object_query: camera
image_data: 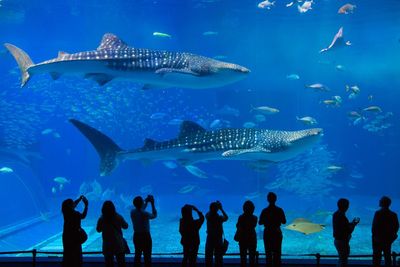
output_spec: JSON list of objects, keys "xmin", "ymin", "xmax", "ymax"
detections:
[{"xmin": 145, "ymin": 195, "xmax": 154, "ymax": 203}]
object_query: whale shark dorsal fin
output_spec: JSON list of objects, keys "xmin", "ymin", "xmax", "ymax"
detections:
[
  {"xmin": 179, "ymin": 121, "xmax": 206, "ymax": 138},
  {"xmin": 144, "ymin": 138, "xmax": 156, "ymax": 148},
  {"xmin": 97, "ymin": 33, "xmax": 129, "ymax": 50}
]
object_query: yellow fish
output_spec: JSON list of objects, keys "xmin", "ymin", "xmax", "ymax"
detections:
[{"xmin": 285, "ymin": 218, "xmax": 325, "ymax": 235}]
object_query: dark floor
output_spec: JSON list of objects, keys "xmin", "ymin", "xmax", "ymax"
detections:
[{"xmin": 0, "ymin": 257, "xmax": 381, "ymax": 267}]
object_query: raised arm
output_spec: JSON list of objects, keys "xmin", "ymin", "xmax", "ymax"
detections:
[
  {"xmin": 219, "ymin": 203, "xmax": 228, "ymax": 222},
  {"xmin": 73, "ymin": 195, "xmax": 83, "ymax": 207},
  {"xmin": 148, "ymin": 196, "xmax": 157, "ymax": 219},
  {"xmin": 193, "ymin": 206, "xmax": 205, "ymax": 226},
  {"xmin": 80, "ymin": 196, "xmax": 89, "ymax": 219}
]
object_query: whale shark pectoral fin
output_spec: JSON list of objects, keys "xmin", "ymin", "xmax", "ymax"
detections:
[
  {"xmin": 50, "ymin": 72, "xmax": 62, "ymax": 80},
  {"xmin": 222, "ymin": 147, "xmax": 271, "ymax": 157},
  {"xmin": 84, "ymin": 73, "xmax": 114, "ymax": 86},
  {"xmin": 155, "ymin": 68, "xmax": 200, "ymax": 77}
]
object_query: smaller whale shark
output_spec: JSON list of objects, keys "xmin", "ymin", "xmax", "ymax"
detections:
[
  {"xmin": 70, "ymin": 119, "xmax": 323, "ymax": 176},
  {"xmin": 4, "ymin": 33, "xmax": 250, "ymax": 89}
]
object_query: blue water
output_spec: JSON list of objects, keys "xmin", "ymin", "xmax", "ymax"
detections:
[{"xmin": 0, "ymin": 0, "xmax": 399, "ymax": 257}]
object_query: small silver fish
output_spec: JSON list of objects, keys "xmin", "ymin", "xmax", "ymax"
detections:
[{"xmin": 185, "ymin": 165, "xmax": 208, "ymax": 179}]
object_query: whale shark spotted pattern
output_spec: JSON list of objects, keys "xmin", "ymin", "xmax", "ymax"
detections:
[
  {"xmin": 70, "ymin": 119, "xmax": 323, "ymax": 176},
  {"xmin": 4, "ymin": 33, "xmax": 250, "ymax": 89}
]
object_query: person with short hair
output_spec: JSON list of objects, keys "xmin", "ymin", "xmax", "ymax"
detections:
[
  {"xmin": 259, "ymin": 192, "xmax": 286, "ymax": 267},
  {"xmin": 235, "ymin": 200, "xmax": 258, "ymax": 267},
  {"xmin": 97, "ymin": 200, "xmax": 129, "ymax": 267},
  {"xmin": 179, "ymin": 204, "xmax": 205, "ymax": 267},
  {"xmin": 333, "ymin": 198, "xmax": 360, "ymax": 267},
  {"xmin": 61, "ymin": 195, "xmax": 88, "ymax": 267},
  {"xmin": 372, "ymin": 196, "xmax": 399, "ymax": 267},
  {"xmin": 130, "ymin": 195, "xmax": 157, "ymax": 267},
  {"xmin": 205, "ymin": 201, "xmax": 228, "ymax": 267}
]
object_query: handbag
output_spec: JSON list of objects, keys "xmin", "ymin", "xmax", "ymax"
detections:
[
  {"xmin": 78, "ymin": 227, "xmax": 88, "ymax": 244},
  {"xmin": 222, "ymin": 238, "xmax": 229, "ymax": 255},
  {"xmin": 222, "ymin": 231, "xmax": 229, "ymax": 255},
  {"xmin": 110, "ymin": 218, "xmax": 130, "ymax": 254},
  {"xmin": 122, "ymin": 238, "xmax": 131, "ymax": 254}
]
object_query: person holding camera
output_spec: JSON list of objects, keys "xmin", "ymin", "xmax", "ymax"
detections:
[
  {"xmin": 179, "ymin": 204, "xmax": 205, "ymax": 267},
  {"xmin": 205, "ymin": 201, "xmax": 228, "ymax": 267},
  {"xmin": 333, "ymin": 198, "xmax": 360, "ymax": 267},
  {"xmin": 130, "ymin": 195, "xmax": 157, "ymax": 267},
  {"xmin": 61, "ymin": 195, "xmax": 89, "ymax": 267}
]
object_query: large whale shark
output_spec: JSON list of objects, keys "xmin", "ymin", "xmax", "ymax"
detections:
[
  {"xmin": 4, "ymin": 33, "xmax": 250, "ymax": 89},
  {"xmin": 70, "ymin": 119, "xmax": 323, "ymax": 176}
]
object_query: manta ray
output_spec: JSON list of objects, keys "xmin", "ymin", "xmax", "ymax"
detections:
[
  {"xmin": 70, "ymin": 119, "xmax": 323, "ymax": 176},
  {"xmin": 4, "ymin": 33, "xmax": 250, "ymax": 89}
]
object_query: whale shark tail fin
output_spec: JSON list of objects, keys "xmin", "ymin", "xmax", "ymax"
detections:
[
  {"xmin": 70, "ymin": 119, "xmax": 122, "ymax": 176},
  {"xmin": 4, "ymin": 43, "xmax": 34, "ymax": 87}
]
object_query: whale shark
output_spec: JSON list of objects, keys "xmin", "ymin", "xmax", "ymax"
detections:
[
  {"xmin": 70, "ymin": 119, "xmax": 323, "ymax": 176},
  {"xmin": 4, "ymin": 33, "xmax": 250, "ymax": 89}
]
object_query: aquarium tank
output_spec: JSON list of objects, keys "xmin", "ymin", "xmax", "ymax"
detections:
[{"xmin": 0, "ymin": 0, "xmax": 399, "ymax": 259}]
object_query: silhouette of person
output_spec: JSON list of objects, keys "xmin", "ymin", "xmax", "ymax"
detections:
[
  {"xmin": 235, "ymin": 200, "xmax": 258, "ymax": 267},
  {"xmin": 97, "ymin": 201, "xmax": 129, "ymax": 267},
  {"xmin": 130, "ymin": 195, "xmax": 157, "ymax": 267},
  {"xmin": 179, "ymin": 204, "xmax": 205, "ymax": 267},
  {"xmin": 205, "ymin": 201, "xmax": 228, "ymax": 267},
  {"xmin": 259, "ymin": 192, "xmax": 286, "ymax": 267},
  {"xmin": 61, "ymin": 195, "xmax": 88, "ymax": 267},
  {"xmin": 372, "ymin": 196, "xmax": 399, "ymax": 267},
  {"xmin": 332, "ymin": 198, "xmax": 360, "ymax": 267}
]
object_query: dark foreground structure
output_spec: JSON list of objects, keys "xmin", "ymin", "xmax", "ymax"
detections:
[{"xmin": 0, "ymin": 251, "xmax": 399, "ymax": 267}]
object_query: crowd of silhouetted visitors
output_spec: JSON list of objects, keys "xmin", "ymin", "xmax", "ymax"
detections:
[{"xmin": 62, "ymin": 193, "xmax": 398, "ymax": 267}]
